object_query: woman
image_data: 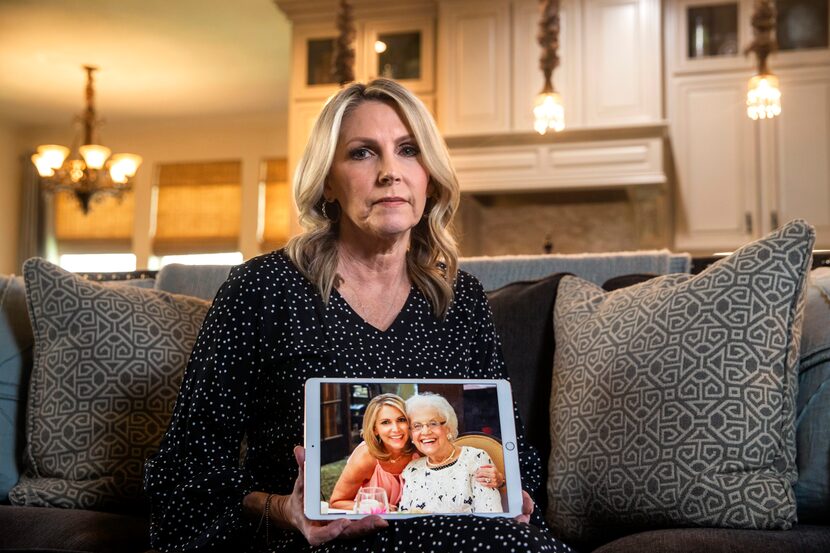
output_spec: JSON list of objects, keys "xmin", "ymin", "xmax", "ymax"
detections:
[
  {"xmin": 399, "ymin": 393, "xmax": 502, "ymax": 514},
  {"xmin": 329, "ymin": 393, "xmax": 503, "ymax": 511},
  {"xmin": 144, "ymin": 79, "xmax": 573, "ymax": 553},
  {"xmin": 328, "ymin": 393, "xmax": 414, "ymax": 510}
]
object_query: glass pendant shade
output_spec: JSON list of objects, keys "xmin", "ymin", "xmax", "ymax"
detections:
[
  {"xmin": 31, "ymin": 145, "xmax": 70, "ymax": 176},
  {"xmin": 79, "ymin": 144, "xmax": 112, "ymax": 170},
  {"xmin": 108, "ymin": 153, "xmax": 143, "ymax": 183},
  {"xmin": 746, "ymin": 73, "xmax": 782, "ymax": 120},
  {"xmin": 533, "ymin": 91, "xmax": 565, "ymax": 135}
]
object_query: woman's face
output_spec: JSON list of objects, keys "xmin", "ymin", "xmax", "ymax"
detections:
[
  {"xmin": 373, "ymin": 404, "xmax": 409, "ymax": 454},
  {"xmin": 408, "ymin": 405, "xmax": 451, "ymax": 460},
  {"xmin": 325, "ymin": 100, "xmax": 431, "ymax": 243}
]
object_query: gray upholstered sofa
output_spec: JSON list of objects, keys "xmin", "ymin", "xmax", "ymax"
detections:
[{"xmin": 1, "ymin": 249, "xmax": 828, "ymax": 553}]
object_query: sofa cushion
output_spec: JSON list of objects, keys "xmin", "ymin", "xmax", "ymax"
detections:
[
  {"xmin": 591, "ymin": 525, "xmax": 830, "ymax": 553},
  {"xmin": 0, "ymin": 504, "xmax": 150, "ymax": 552},
  {"xmin": 486, "ymin": 273, "xmax": 569, "ymax": 510},
  {"xmin": 0, "ymin": 275, "xmax": 33, "ymax": 501},
  {"xmin": 461, "ymin": 251, "xmax": 691, "ymax": 291},
  {"xmin": 795, "ymin": 267, "xmax": 830, "ymax": 522},
  {"xmin": 9, "ymin": 258, "xmax": 210, "ymax": 512},
  {"xmin": 548, "ymin": 220, "xmax": 814, "ymax": 548},
  {"xmin": 154, "ymin": 263, "xmax": 231, "ymax": 300}
]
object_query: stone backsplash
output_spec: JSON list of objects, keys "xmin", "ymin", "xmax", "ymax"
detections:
[{"xmin": 456, "ymin": 189, "xmax": 670, "ymax": 256}]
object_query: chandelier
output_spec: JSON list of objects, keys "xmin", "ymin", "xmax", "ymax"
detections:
[
  {"xmin": 745, "ymin": 0, "xmax": 781, "ymax": 120},
  {"xmin": 533, "ymin": 0, "xmax": 565, "ymax": 134},
  {"xmin": 31, "ymin": 66, "xmax": 142, "ymax": 214}
]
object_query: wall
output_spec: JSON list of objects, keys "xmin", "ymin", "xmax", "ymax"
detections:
[
  {"xmin": 0, "ymin": 122, "xmax": 20, "ymax": 274},
  {"xmin": 17, "ymin": 111, "xmax": 288, "ymax": 269}
]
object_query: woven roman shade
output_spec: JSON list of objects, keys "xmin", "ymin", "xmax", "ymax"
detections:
[
  {"xmin": 260, "ymin": 158, "xmax": 291, "ymax": 251},
  {"xmin": 153, "ymin": 161, "xmax": 241, "ymax": 255},
  {"xmin": 54, "ymin": 191, "xmax": 134, "ymax": 253}
]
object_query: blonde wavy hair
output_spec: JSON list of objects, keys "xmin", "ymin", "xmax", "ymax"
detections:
[
  {"xmin": 285, "ymin": 79, "xmax": 461, "ymax": 318},
  {"xmin": 362, "ymin": 393, "xmax": 416, "ymax": 462}
]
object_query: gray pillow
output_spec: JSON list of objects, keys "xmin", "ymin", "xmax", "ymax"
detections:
[
  {"xmin": 8, "ymin": 258, "xmax": 210, "ymax": 511},
  {"xmin": 795, "ymin": 267, "xmax": 830, "ymax": 522},
  {"xmin": 548, "ymin": 220, "xmax": 814, "ymax": 548}
]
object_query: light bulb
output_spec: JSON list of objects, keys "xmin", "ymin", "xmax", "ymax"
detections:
[
  {"xmin": 746, "ymin": 73, "xmax": 782, "ymax": 120},
  {"xmin": 35, "ymin": 145, "xmax": 70, "ymax": 170},
  {"xmin": 79, "ymin": 144, "xmax": 111, "ymax": 170},
  {"xmin": 533, "ymin": 92, "xmax": 565, "ymax": 135},
  {"xmin": 109, "ymin": 153, "xmax": 143, "ymax": 181},
  {"xmin": 31, "ymin": 153, "xmax": 55, "ymax": 177}
]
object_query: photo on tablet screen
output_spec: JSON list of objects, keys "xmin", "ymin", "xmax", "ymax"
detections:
[{"xmin": 318, "ymin": 381, "xmax": 509, "ymax": 516}]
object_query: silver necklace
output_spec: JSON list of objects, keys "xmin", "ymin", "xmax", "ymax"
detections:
[{"xmin": 340, "ymin": 275, "xmax": 407, "ymax": 327}]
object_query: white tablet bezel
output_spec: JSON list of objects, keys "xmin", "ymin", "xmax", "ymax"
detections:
[{"xmin": 304, "ymin": 378, "xmax": 523, "ymax": 520}]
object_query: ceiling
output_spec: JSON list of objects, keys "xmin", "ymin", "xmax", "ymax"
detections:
[{"xmin": 0, "ymin": 0, "xmax": 292, "ymax": 127}]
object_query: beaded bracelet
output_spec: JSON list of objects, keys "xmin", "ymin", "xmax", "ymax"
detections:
[{"xmin": 257, "ymin": 493, "xmax": 275, "ymax": 546}]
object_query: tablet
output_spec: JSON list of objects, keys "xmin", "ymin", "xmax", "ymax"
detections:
[{"xmin": 304, "ymin": 378, "xmax": 522, "ymax": 520}]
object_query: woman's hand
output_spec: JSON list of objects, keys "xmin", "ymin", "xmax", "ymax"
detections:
[
  {"xmin": 515, "ymin": 490, "xmax": 534, "ymax": 524},
  {"xmin": 474, "ymin": 464, "xmax": 505, "ymax": 489},
  {"xmin": 270, "ymin": 446, "xmax": 388, "ymax": 546}
]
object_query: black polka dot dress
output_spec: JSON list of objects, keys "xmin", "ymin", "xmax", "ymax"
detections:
[{"xmin": 144, "ymin": 251, "xmax": 573, "ymax": 553}]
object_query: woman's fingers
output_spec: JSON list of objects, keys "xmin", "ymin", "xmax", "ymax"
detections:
[
  {"xmin": 306, "ymin": 516, "xmax": 387, "ymax": 546},
  {"xmin": 515, "ymin": 490, "xmax": 534, "ymax": 524},
  {"xmin": 305, "ymin": 519, "xmax": 348, "ymax": 547},
  {"xmin": 474, "ymin": 465, "xmax": 499, "ymax": 487},
  {"xmin": 339, "ymin": 515, "xmax": 389, "ymax": 539},
  {"xmin": 290, "ymin": 445, "xmax": 387, "ymax": 546}
]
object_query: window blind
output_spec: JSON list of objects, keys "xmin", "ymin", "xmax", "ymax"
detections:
[
  {"xmin": 54, "ymin": 191, "xmax": 134, "ymax": 253},
  {"xmin": 260, "ymin": 158, "xmax": 291, "ymax": 251},
  {"xmin": 153, "ymin": 160, "xmax": 241, "ymax": 255}
]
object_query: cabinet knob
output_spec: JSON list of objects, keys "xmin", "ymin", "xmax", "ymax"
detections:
[
  {"xmin": 770, "ymin": 211, "xmax": 779, "ymax": 230},
  {"xmin": 745, "ymin": 212, "xmax": 753, "ymax": 234}
]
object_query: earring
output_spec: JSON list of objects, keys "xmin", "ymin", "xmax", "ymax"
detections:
[{"xmin": 322, "ymin": 200, "xmax": 340, "ymax": 223}]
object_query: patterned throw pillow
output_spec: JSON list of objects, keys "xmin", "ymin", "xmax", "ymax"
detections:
[
  {"xmin": 9, "ymin": 258, "xmax": 210, "ymax": 512},
  {"xmin": 548, "ymin": 220, "xmax": 815, "ymax": 548}
]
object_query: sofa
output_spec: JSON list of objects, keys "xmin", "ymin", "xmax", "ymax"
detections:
[{"xmin": 0, "ymin": 240, "xmax": 828, "ymax": 553}]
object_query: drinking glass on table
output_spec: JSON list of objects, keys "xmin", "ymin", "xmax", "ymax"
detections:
[{"xmin": 354, "ymin": 486, "xmax": 389, "ymax": 515}]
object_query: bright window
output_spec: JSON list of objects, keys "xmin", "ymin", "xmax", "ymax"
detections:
[
  {"xmin": 59, "ymin": 254, "xmax": 137, "ymax": 273},
  {"xmin": 151, "ymin": 252, "xmax": 243, "ymax": 269}
]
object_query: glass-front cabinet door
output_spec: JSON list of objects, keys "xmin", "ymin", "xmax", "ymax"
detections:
[
  {"xmin": 671, "ymin": 0, "xmax": 830, "ymax": 73},
  {"xmin": 363, "ymin": 18, "xmax": 434, "ymax": 93},
  {"xmin": 671, "ymin": 0, "xmax": 753, "ymax": 72},
  {"xmin": 776, "ymin": 0, "xmax": 829, "ymax": 51},
  {"xmin": 687, "ymin": 3, "xmax": 739, "ymax": 58}
]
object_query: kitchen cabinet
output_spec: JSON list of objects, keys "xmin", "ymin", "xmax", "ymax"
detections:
[{"xmin": 667, "ymin": 0, "xmax": 830, "ymax": 251}]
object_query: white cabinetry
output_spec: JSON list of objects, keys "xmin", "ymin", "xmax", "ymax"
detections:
[
  {"xmin": 437, "ymin": 0, "xmax": 512, "ymax": 135},
  {"xmin": 667, "ymin": 0, "xmax": 830, "ymax": 251},
  {"xmin": 767, "ymin": 67, "xmax": 830, "ymax": 243},
  {"xmin": 438, "ymin": 0, "xmax": 662, "ymax": 135}
]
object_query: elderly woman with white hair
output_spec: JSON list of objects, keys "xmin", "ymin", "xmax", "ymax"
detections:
[{"xmin": 399, "ymin": 393, "xmax": 502, "ymax": 513}]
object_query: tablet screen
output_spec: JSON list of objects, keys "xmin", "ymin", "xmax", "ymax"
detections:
[{"xmin": 304, "ymin": 378, "xmax": 522, "ymax": 519}]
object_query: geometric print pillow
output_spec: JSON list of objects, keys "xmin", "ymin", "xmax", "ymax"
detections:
[
  {"xmin": 547, "ymin": 220, "xmax": 815, "ymax": 548},
  {"xmin": 9, "ymin": 258, "xmax": 209, "ymax": 512}
]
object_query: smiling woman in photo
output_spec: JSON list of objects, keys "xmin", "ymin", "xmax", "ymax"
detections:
[
  {"xmin": 399, "ymin": 393, "xmax": 502, "ymax": 514},
  {"xmin": 328, "ymin": 393, "xmax": 416, "ymax": 510}
]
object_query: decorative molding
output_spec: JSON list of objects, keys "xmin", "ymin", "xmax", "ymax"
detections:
[
  {"xmin": 275, "ymin": 0, "xmax": 437, "ymax": 22},
  {"xmin": 450, "ymin": 136, "xmax": 666, "ymax": 193}
]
